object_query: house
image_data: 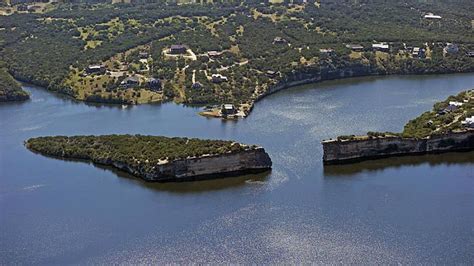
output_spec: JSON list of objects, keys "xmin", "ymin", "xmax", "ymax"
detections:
[
  {"xmin": 437, "ymin": 109, "xmax": 447, "ymax": 116},
  {"xmin": 372, "ymin": 43, "xmax": 390, "ymax": 52},
  {"xmin": 17, "ymin": 4, "xmax": 28, "ymax": 11},
  {"xmin": 86, "ymin": 65, "xmax": 106, "ymax": 75},
  {"xmin": 266, "ymin": 70, "xmax": 279, "ymax": 78},
  {"xmin": 211, "ymin": 74, "xmax": 228, "ymax": 83},
  {"xmin": 27, "ymin": 5, "xmax": 40, "ymax": 12},
  {"xmin": 273, "ymin": 37, "xmax": 287, "ymax": 44},
  {"xmin": 319, "ymin": 48, "xmax": 335, "ymax": 56},
  {"xmin": 437, "ymin": 101, "xmax": 462, "ymax": 114},
  {"xmin": 139, "ymin": 52, "xmax": 149, "ymax": 59},
  {"xmin": 449, "ymin": 101, "xmax": 463, "ymax": 107},
  {"xmin": 221, "ymin": 104, "xmax": 237, "ymax": 116},
  {"xmin": 423, "ymin": 13, "xmax": 442, "ymax": 20},
  {"xmin": 444, "ymin": 43, "xmax": 459, "ymax": 54},
  {"xmin": 207, "ymin": 51, "xmax": 221, "ymax": 58},
  {"xmin": 120, "ymin": 76, "xmax": 139, "ymax": 88},
  {"xmin": 461, "ymin": 116, "xmax": 474, "ymax": 128},
  {"xmin": 345, "ymin": 44, "xmax": 364, "ymax": 52},
  {"xmin": 147, "ymin": 78, "xmax": 161, "ymax": 91},
  {"xmin": 170, "ymin": 44, "xmax": 187, "ymax": 54},
  {"xmin": 191, "ymin": 82, "xmax": 202, "ymax": 89},
  {"xmin": 412, "ymin": 47, "xmax": 426, "ymax": 58}
]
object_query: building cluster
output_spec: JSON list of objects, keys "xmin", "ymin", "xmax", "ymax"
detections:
[
  {"xmin": 437, "ymin": 101, "xmax": 464, "ymax": 115},
  {"xmin": 119, "ymin": 76, "xmax": 162, "ymax": 91}
]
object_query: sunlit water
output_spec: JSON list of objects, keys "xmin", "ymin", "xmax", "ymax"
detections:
[{"xmin": 1, "ymin": 74, "xmax": 473, "ymax": 264}]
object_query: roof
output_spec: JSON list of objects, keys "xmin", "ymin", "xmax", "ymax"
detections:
[
  {"xmin": 207, "ymin": 51, "xmax": 221, "ymax": 56},
  {"xmin": 449, "ymin": 101, "xmax": 463, "ymax": 107},
  {"xmin": 88, "ymin": 65, "xmax": 104, "ymax": 69},
  {"xmin": 170, "ymin": 44, "xmax": 186, "ymax": 50},
  {"xmin": 464, "ymin": 116, "xmax": 474, "ymax": 123},
  {"xmin": 212, "ymin": 74, "xmax": 227, "ymax": 79},
  {"xmin": 424, "ymin": 13, "xmax": 442, "ymax": 19},
  {"xmin": 223, "ymin": 104, "xmax": 235, "ymax": 110},
  {"xmin": 345, "ymin": 44, "xmax": 364, "ymax": 49},
  {"xmin": 274, "ymin": 36, "xmax": 286, "ymax": 41},
  {"xmin": 372, "ymin": 43, "xmax": 389, "ymax": 49},
  {"xmin": 148, "ymin": 78, "xmax": 160, "ymax": 83},
  {"xmin": 122, "ymin": 76, "xmax": 139, "ymax": 83},
  {"xmin": 320, "ymin": 48, "xmax": 334, "ymax": 53}
]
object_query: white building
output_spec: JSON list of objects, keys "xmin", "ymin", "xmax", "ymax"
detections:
[
  {"xmin": 211, "ymin": 74, "xmax": 228, "ymax": 83},
  {"xmin": 461, "ymin": 116, "xmax": 474, "ymax": 128},
  {"xmin": 424, "ymin": 13, "xmax": 442, "ymax": 19},
  {"xmin": 449, "ymin": 101, "xmax": 463, "ymax": 107},
  {"xmin": 372, "ymin": 43, "xmax": 389, "ymax": 52}
]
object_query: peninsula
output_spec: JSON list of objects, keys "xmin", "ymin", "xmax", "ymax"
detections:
[
  {"xmin": 0, "ymin": 68, "xmax": 29, "ymax": 102},
  {"xmin": 322, "ymin": 90, "xmax": 474, "ymax": 164},
  {"xmin": 25, "ymin": 135, "xmax": 272, "ymax": 181}
]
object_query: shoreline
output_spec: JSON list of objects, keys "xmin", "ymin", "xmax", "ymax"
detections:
[{"xmin": 16, "ymin": 71, "xmax": 474, "ymax": 118}]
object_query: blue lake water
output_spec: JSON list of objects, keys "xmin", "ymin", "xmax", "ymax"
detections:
[{"xmin": 1, "ymin": 73, "xmax": 473, "ymax": 264}]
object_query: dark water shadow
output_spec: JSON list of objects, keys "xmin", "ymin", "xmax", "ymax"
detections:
[
  {"xmin": 323, "ymin": 151, "xmax": 474, "ymax": 178},
  {"xmin": 97, "ymin": 163, "xmax": 271, "ymax": 193}
]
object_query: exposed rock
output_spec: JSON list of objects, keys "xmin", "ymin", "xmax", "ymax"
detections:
[
  {"xmin": 322, "ymin": 130, "xmax": 474, "ymax": 164},
  {"xmin": 105, "ymin": 148, "xmax": 272, "ymax": 181}
]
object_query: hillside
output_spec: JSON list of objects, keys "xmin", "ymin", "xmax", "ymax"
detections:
[{"xmin": 1, "ymin": 0, "xmax": 473, "ymax": 114}]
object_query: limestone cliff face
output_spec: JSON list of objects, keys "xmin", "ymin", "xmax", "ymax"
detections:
[
  {"xmin": 322, "ymin": 130, "xmax": 474, "ymax": 164},
  {"xmin": 259, "ymin": 63, "xmax": 378, "ymax": 100},
  {"xmin": 95, "ymin": 148, "xmax": 272, "ymax": 182}
]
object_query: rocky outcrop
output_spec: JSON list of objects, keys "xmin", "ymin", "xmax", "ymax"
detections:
[
  {"xmin": 103, "ymin": 147, "xmax": 272, "ymax": 181},
  {"xmin": 322, "ymin": 130, "xmax": 474, "ymax": 164},
  {"xmin": 256, "ymin": 63, "xmax": 379, "ymax": 102}
]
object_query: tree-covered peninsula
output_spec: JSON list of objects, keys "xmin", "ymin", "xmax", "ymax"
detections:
[
  {"xmin": 1, "ymin": 0, "xmax": 473, "ymax": 117},
  {"xmin": 323, "ymin": 89, "xmax": 474, "ymax": 164},
  {"xmin": 26, "ymin": 135, "xmax": 272, "ymax": 181},
  {"xmin": 0, "ymin": 67, "xmax": 29, "ymax": 102}
]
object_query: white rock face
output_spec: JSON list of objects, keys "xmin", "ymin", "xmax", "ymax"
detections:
[
  {"xmin": 109, "ymin": 147, "xmax": 272, "ymax": 182},
  {"xmin": 322, "ymin": 130, "xmax": 474, "ymax": 164}
]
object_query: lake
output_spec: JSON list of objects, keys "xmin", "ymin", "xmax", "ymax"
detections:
[{"xmin": 1, "ymin": 73, "xmax": 473, "ymax": 264}]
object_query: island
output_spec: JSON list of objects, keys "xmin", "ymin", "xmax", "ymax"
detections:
[
  {"xmin": 322, "ymin": 90, "xmax": 474, "ymax": 164},
  {"xmin": 25, "ymin": 135, "xmax": 272, "ymax": 182},
  {"xmin": 0, "ymin": 67, "xmax": 29, "ymax": 102},
  {"xmin": 1, "ymin": 1, "xmax": 473, "ymax": 118}
]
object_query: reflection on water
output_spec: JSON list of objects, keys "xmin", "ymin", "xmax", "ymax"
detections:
[
  {"xmin": 324, "ymin": 151, "xmax": 474, "ymax": 177},
  {"xmin": 96, "ymin": 163, "xmax": 272, "ymax": 193}
]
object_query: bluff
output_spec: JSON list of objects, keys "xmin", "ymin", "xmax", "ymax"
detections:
[
  {"xmin": 25, "ymin": 135, "xmax": 272, "ymax": 182},
  {"xmin": 322, "ymin": 130, "xmax": 474, "ymax": 164}
]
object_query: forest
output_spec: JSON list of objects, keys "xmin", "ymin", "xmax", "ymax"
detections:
[{"xmin": 1, "ymin": 0, "xmax": 473, "ymax": 109}]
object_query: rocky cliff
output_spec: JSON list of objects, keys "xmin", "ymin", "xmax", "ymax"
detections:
[
  {"xmin": 105, "ymin": 147, "xmax": 272, "ymax": 181},
  {"xmin": 322, "ymin": 130, "xmax": 474, "ymax": 164}
]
